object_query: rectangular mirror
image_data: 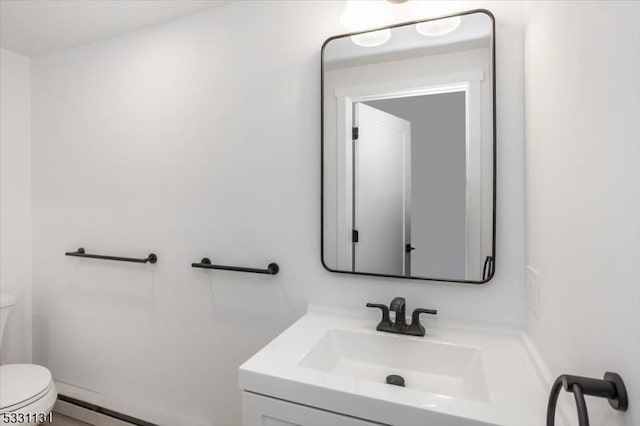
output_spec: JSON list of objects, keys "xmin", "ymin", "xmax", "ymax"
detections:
[{"xmin": 321, "ymin": 10, "xmax": 495, "ymax": 283}]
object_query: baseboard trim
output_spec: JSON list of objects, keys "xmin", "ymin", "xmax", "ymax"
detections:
[
  {"xmin": 54, "ymin": 381, "xmax": 207, "ymax": 426},
  {"xmin": 57, "ymin": 395, "xmax": 157, "ymax": 426}
]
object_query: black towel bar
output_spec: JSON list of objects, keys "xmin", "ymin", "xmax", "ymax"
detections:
[
  {"xmin": 191, "ymin": 257, "xmax": 279, "ymax": 275},
  {"xmin": 65, "ymin": 247, "xmax": 157, "ymax": 264},
  {"xmin": 547, "ymin": 372, "xmax": 628, "ymax": 426}
]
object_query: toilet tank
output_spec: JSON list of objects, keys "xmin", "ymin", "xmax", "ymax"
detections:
[{"xmin": 0, "ymin": 294, "xmax": 16, "ymax": 349}]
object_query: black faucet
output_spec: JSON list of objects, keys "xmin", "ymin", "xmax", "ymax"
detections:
[
  {"xmin": 389, "ymin": 297, "xmax": 407, "ymax": 330},
  {"xmin": 367, "ymin": 297, "xmax": 437, "ymax": 337}
]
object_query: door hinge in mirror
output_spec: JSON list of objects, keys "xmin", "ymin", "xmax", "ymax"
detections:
[
  {"xmin": 352, "ymin": 127, "xmax": 359, "ymax": 140},
  {"xmin": 352, "ymin": 229, "xmax": 359, "ymax": 243}
]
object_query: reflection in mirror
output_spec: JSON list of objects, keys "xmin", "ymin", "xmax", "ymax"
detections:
[{"xmin": 322, "ymin": 11, "xmax": 495, "ymax": 283}]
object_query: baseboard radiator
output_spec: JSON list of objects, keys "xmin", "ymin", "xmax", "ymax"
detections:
[{"xmin": 56, "ymin": 394, "xmax": 158, "ymax": 426}]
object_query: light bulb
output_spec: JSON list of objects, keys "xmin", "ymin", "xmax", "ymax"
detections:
[
  {"xmin": 350, "ymin": 29, "xmax": 392, "ymax": 47},
  {"xmin": 416, "ymin": 16, "xmax": 461, "ymax": 37}
]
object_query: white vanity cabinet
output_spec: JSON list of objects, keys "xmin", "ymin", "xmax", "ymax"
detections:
[{"xmin": 242, "ymin": 392, "xmax": 382, "ymax": 426}]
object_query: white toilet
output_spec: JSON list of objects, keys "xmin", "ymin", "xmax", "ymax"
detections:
[{"xmin": 0, "ymin": 294, "xmax": 57, "ymax": 425}]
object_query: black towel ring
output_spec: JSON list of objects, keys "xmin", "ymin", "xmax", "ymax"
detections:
[{"xmin": 547, "ymin": 372, "xmax": 628, "ymax": 426}]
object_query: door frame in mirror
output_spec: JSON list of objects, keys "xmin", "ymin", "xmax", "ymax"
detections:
[{"xmin": 320, "ymin": 9, "xmax": 497, "ymax": 284}]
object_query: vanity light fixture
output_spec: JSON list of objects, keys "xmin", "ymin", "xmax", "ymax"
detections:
[
  {"xmin": 341, "ymin": 0, "xmax": 392, "ymax": 47},
  {"xmin": 415, "ymin": 15, "xmax": 461, "ymax": 36}
]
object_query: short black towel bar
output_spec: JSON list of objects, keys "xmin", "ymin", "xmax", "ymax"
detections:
[
  {"xmin": 65, "ymin": 247, "xmax": 157, "ymax": 264},
  {"xmin": 547, "ymin": 372, "xmax": 628, "ymax": 426},
  {"xmin": 191, "ymin": 257, "xmax": 279, "ymax": 275}
]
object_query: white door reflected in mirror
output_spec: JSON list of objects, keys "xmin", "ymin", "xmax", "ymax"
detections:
[{"xmin": 353, "ymin": 102, "xmax": 411, "ymax": 276}]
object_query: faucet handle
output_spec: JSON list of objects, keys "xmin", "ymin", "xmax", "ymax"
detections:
[
  {"xmin": 366, "ymin": 303, "xmax": 393, "ymax": 329},
  {"xmin": 407, "ymin": 308, "xmax": 438, "ymax": 336},
  {"xmin": 413, "ymin": 308, "xmax": 437, "ymax": 316}
]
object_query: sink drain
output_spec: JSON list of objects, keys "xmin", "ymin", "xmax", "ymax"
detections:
[{"xmin": 386, "ymin": 374, "xmax": 405, "ymax": 387}]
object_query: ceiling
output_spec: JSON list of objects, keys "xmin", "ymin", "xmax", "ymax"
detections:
[{"xmin": 0, "ymin": 0, "xmax": 231, "ymax": 56}]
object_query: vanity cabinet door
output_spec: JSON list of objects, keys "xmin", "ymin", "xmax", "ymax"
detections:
[{"xmin": 242, "ymin": 392, "xmax": 385, "ymax": 426}]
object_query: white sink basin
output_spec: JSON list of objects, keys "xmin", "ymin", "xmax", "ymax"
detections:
[
  {"xmin": 299, "ymin": 329, "xmax": 489, "ymax": 402},
  {"xmin": 239, "ymin": 305, "xmax": 553, "ymax": 426}
]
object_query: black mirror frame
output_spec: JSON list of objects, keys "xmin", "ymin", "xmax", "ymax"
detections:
[{"xmin": 320, "ymin": 9, "xmax": 497, "ymax": 284}]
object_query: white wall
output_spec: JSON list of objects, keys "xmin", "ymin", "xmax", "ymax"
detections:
[
  {"xmin": 0, "ymin": 48, "xmax": 32, "ymax": 364},
  {"xmin": 30, "ymin": 1, "xmax": 525, "ymax": 425},
  {"xmin": 524, "ymin": 1, "xmax": 640, "ymax": 425}
]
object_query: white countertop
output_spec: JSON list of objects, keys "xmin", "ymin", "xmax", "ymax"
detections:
[{"xmin": 239, "ymin": 305, "xmax": 554, "ymax": 426}]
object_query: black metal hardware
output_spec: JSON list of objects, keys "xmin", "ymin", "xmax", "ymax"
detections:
[
  {"xmin": 366, "ymin": 303, "xmax": 393, "ymax": 329},
  {"xmin": 407, "ymin": 308, "xmax": 438, "ymax": 336},
  {"xmin": 191, "ymin": 257, "xmax": 279, "ymax": 275},
  {"xmin": 482, "ymin": 256, "xmax": 494, "ymax": 280},
  {"xmin": 320, "ymin": 9, "xmax": 497, "ymax": 284},
  {"xmin": 405, "ymin": 244, "xmax": 415, "ymax": 253},
  {"xmin": 367, "ymin": 297, "xmax": 437, "ymax": 337},
  {"xmin": 547, "ymin": 372, "xmax": 628, "ymax": 426},
  {"xmin": 386, "ymin": 374, "xmax": 405, "ymax": 387},
  {"xmin": 390, "ymin": 297, "xmax": 407, "ymax": 329},
  {"xmin": 65, "ymin": 248, "xmax": 157, "ymax": 264},
  {"xmin": 352, "ymin": 127, "xmax": 359, "ymax": 140},
  {"xmin": 352, "ymin": 229, "xmax": 359, "ymax": 243}
]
